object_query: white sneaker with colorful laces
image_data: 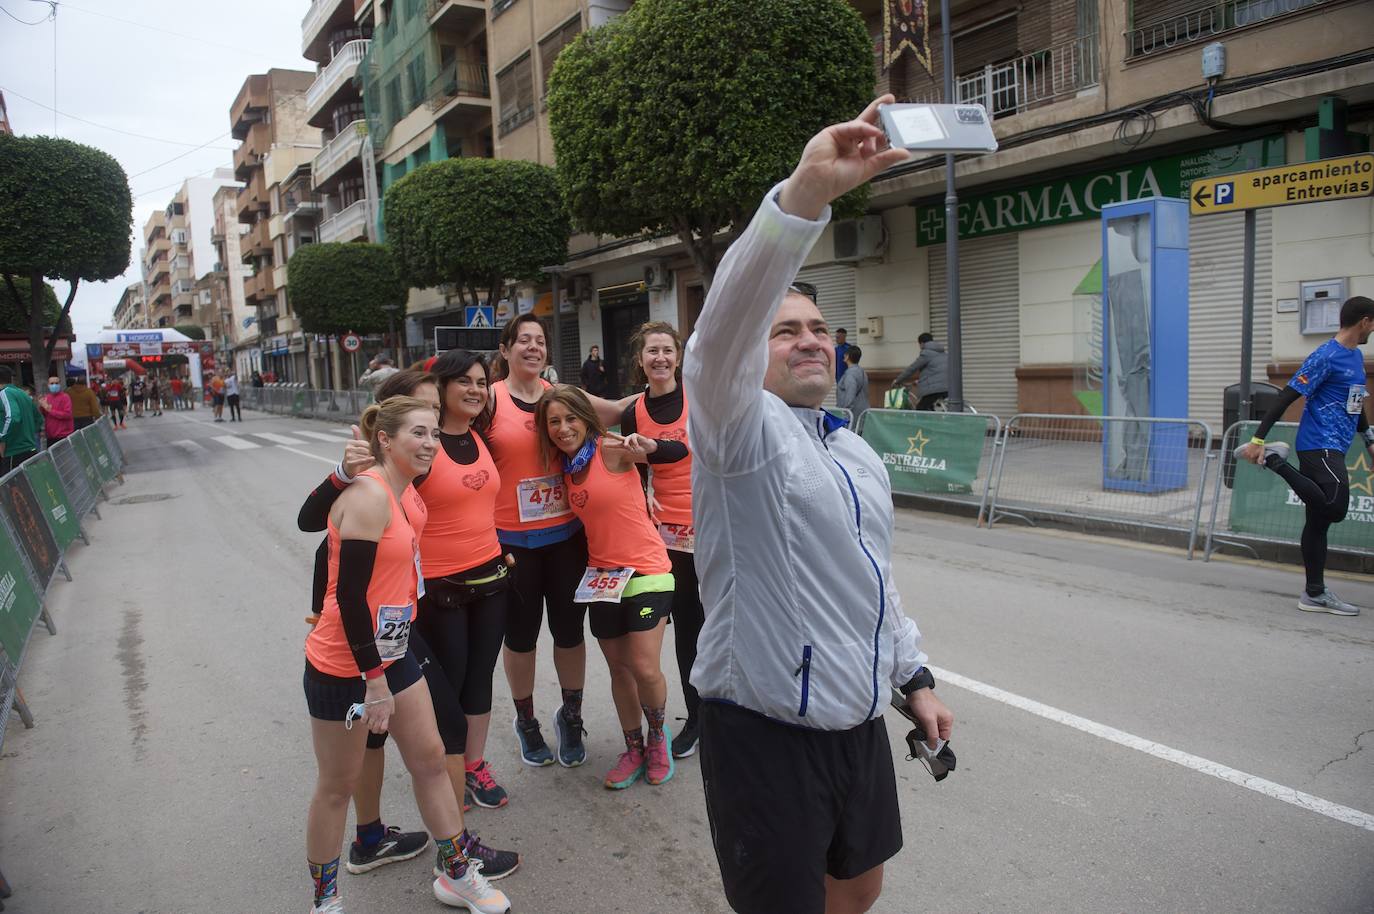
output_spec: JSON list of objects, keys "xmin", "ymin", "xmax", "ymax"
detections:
[{"xmin": 433, "ymin": 862, "xmax": 511, "ymax": 913}]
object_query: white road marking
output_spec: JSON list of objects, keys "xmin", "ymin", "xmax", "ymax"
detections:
[
  {"xmin": 292, "ymin": 431, "xmax": 348, "ymax": 443},
  {"xmin": 172, "ymin": 439, "xmax": 206, "ymax": 452},
  {"xmin": 326, "ymin": 426, "xmax": 352, "ymax": 436},
  {"xmin": 213, "ymin": 436, "xmax": 260, "ymax": 450},
  {"xmin": 254, "ymin": 432, "xmax": 307, "ymax": 445},
  {"xmin": 277, "ymin": 446, "xmax": 335, "ymax": 465},
  {"xmin": 931, "ymin": 666, "xmax": 1374, "ymax": 833}
]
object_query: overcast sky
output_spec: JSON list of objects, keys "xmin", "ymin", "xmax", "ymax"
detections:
[{"xmin": 1, "ymin": 0, "xmax": 313, "ymax": 344}]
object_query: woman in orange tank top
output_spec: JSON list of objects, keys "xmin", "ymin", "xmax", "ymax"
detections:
[
  {"xmin": 486, "ymin": 314, "xmax": 633, "ymax": 770},
  {"xmin": 618, "ymin": 322, "xmax": 704, "ymax": 761},
  {"xmin": 536, "ymin": 385, "xmax": 678, "ymax": 790},
  {"xmin": 302, "ymin": 397, "xmax": 514, "ymax": 914}
]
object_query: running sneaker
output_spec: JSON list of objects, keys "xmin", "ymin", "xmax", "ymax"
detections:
[
  {"xmin": 671, "ymin": 717, "xmax": 700, "ymax": 759},
  {"xmin": 1299, "ymin": 589, "xmax": 1361, "ymax": 616},
  {"xmin": 645, "ymin": 726, "xmax": 675, "ymax": 785},
  {"xmin": 433, "ymin": 862, "xmax": 510, "ymax": 913},
  {"xmin": 513, "ymin": 716, "xmax": 554, "ymax": 767},
  {"xmin": 431, "ymin": 833, "xmax": 521, "ymax": 881},
  {"xmin": 345, "ymin": 825, "xmax": 430, "ymax": 874},
  {"xmin": 465, "ymin": 760, "xmax": 509, "ymax": 809},
  {"xmin": 1233, "ymin": 440, "xmax": 1290, "ymax": 467},
  {"xmin": 604, "ymin": 745, "xmax": 646, "ymax": 790},
  {"xmin": 554, "ymin": 704, "xmax": 587, "ymax": 768},
  {"xmin": 310, "ymin": 895, "xmax": 345, "ymax": 914}
]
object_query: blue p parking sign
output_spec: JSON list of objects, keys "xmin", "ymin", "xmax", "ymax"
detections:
[{"xmin": 1215, "ymin": 182, "xmax": 1235, "ymax": 206}]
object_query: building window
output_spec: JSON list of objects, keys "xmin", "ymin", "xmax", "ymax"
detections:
[
  {"xmin": 496, "ymin": 53, "xmax": 535, "ymax": 137},
  {"xmin": 408, "ymin": 55, "xmax": 427, "ymax": 111},
  {"xmin": 539, "ymin": 15, "xmax": 582, "ymax": 97},
  {"xmin": 386, "ymin": 76, "xmax": 403, "ymax": 127},
  {"xmin": 492, "ymin": 0, "xmax": 516, "ymax": 18}
]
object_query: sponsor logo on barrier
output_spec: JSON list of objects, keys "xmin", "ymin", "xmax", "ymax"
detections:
[
  {"xmin": 880, "ymin": 429, "xmax": 949, "ymax": 475},
  {"xmin": 0, "ymin": 571, "xmax": 15, "ymax": 614}
]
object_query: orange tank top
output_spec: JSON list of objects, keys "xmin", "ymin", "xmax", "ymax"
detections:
[
  {"xmin": 417, "ymin": 431, "xmax": 502, "ymax": 578},
  {"xmin": 306, "ymin": 472, "xmax": 426, "ymax": 677},
  {"xmin": 486, "ymin": 379, "xmax": 571, "ymax": 533},
  {"xmin": 566, "ymin": 448, "xmax": 671, "ymax": 575},
  {"xmin": 634, "ymin": 389, "xmax": 693, "ymax": 527}
]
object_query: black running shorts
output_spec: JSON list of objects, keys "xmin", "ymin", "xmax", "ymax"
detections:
[
  {"xmin": 586, "ymin": 587, "xmax": 672, "ymax": 641},
  {"xmin": 303, "ymin": 650, "xmax": 424, "ymax": 722},
  {"xmin": 699, "ymin": 701, "xmax": 902, "ymax": 914}
]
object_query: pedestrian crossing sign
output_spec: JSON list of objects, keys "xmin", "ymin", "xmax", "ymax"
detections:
[{"xmin": 465, "ymin": 305, "xmax": 495, "ymax": 328}]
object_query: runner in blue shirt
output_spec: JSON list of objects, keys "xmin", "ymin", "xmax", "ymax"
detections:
[{"xmin": 1237, "ymin": 295, "xmax": 1374, "ymax": 615}]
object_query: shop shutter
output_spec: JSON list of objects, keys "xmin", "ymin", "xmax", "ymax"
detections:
[
  {"xmin": 1186, "ymin": 209, "xmax": 1273, "ymax": 432},
  {"xmin": 928, "ymin": 233, "xmax": 1020, "ymax": 419},
  {"xmin": 558, "ymin": 315, "xmax": 580, "ymax": 384},
  {"xmin": 795, "ymin": 263, "xmax": 857, "ymax": 407},
  {"xmin": 1129, "ymin": 0, "xmax": 1210, "ymax": 29}
]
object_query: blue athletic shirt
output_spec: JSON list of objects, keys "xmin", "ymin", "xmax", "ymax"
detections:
[{"xmin": 1290, "ymin": 339, "xmax": 1368, "ymax": 451}]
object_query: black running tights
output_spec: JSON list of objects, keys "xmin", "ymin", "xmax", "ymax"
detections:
[
  {"xmin": 415, "ymin": 587, "xmax": 507, "ymax": 754},
  {"xmin": 668, "ymin": 547, "xmax": 703, "ymax": 722},
  {"xmin": 1271, "ymin": 449, "xmax": 1349, "ymax": 595}
]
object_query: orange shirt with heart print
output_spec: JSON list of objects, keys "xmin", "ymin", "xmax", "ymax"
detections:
[
  {"xmin": 415, "ymin": 430, "xmax": 502, "ymax": 578},
  {"xmin": 566, "ymin": 447, "xmax": 671, "ymax": 575}
]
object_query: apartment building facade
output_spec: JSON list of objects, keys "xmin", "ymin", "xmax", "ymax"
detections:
[
  {"xmin": 211, "ymin": 185, "xmax": 258, "ymax": 379},
  {"xmin": 229, "ymin": 68, "xmax": 322, "ymax": 383},
  {"xmin": 112, "ymin": 282, "xmax": 147, "ymax": 331}
]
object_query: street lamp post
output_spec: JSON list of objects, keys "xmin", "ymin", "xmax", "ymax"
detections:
[{"xmin": 381, "ymin": 302, "xmax": 400, "ymax": 363}]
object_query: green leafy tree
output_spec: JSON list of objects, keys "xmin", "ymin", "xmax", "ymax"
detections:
[
  {"xmin": 0, "ymin": 134, "xmax": 133, "ymax": 379},
  {"xmin": 0, "ymin": 277, "xmax": 64, "ymax": 334},
  {"xmin": 548, "ymin": 0, "xmax": 874, "ymax": 289},
  {"xmin": 384, "ymin": 158, "xmax": 570, "ymax": 309},
  {"xmin": 286, "ymin": 242, "xmax": 405, "ymax": 335},
  {"xmin": 173, "ymin": 323, "xmax": 207, "ymax": 340}
]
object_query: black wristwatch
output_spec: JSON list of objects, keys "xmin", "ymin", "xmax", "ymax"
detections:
[{"xmin": 899, "ymin": 666, "xmax": 935, "ymax": 696}]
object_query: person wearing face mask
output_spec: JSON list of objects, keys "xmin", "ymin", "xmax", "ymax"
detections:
[
  {"xmin": 618, "ymin": 322, "xmax": 703, "ymax": 759},
  {"xmin": 683, "ymin": 97, "xmax": 954, "ymax": 914},
  {"xmin": 536, "ymin": 386, "xmax": 675, "ymax": 789},
  {"xmin": 37, "ymin": 376, "xmax": 74, "ymax": 445},
  {"xmin": 486, "ymin": 314, "xmax": 632, "ymax": 770},
  {"xmin": 302, "ymin": 396, "xmax": 513, "ymax": 914}
]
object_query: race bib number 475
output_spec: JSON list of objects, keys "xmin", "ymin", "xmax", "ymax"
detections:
[{"xmin": 518, "ymin": 474, "xmax": 570, "ymax": 523}]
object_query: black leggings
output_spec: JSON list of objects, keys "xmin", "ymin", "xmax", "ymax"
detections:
[
  {"xmin": 228, "ymin": 394, "xmax": 242, "ymax": 421},
  {"xmin": 1272, "ymin": 449, "xmax": 1350, "ymax": 595},
  {"xmin": 668, "ymin": 547, "xmax": 704, "ymax": 722},
  {"xmin": 414, "ymin": 574, "xmax": 508, "ymax": 754},
  {"xmin": 503, "ymin": 528, "xmax": 588, "ymax": 653},
  {"xmin": 108, "ymin": 404, "xmax": 125, "ymax": 423}
]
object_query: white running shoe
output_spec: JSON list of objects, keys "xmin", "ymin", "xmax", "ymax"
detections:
[
  {"xmin": 433, "ymin": 862, "xmax": 511, "ymax": 913},
  {"xmin": 1298, "ymin": 589, "xmax": 1360, "ymax": 616},
  {"xmin": 310, "ymin": 895, "xmax": 345, "ymax": 914}
]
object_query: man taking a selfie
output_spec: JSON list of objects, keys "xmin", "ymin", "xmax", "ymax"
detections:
[{"xmin": 684, "ymin": 95, "xmax": 954, "ymax": 914}]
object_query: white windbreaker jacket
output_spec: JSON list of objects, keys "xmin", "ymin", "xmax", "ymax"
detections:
[{"xmin": 684, "ymin": 184, "xmax": 928, "ymax": 731}]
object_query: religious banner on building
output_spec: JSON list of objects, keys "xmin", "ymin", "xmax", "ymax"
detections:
[{"xmin": 884, "ymin": 0, "xmax": 932, "ymax": 77}]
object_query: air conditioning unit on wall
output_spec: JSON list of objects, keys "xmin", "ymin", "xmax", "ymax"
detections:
[
  {"xmin": 833, "ymin": 215, "xmax": 886, "ymax": 262},
  {"xmin": 644, "ymin": 262, "xmax": 672, "ymax": 291}
]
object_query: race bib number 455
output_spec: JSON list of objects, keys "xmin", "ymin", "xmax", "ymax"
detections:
[
  {"xmin": 518, "ymin": 474, "xmax": 570, "ymax": 523},
  {"xmin": 375, "ymin": 603, "xmax": 414, "ymax": 662},
  {"xmin": 575, "ymin": 567, "xmax": 635, "ymax": 604}
]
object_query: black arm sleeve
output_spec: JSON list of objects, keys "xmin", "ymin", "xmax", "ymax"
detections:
[
  {"xmin": 1253, "ymin": 386, "xmax": 1302, "ymax": 441},
  {"xmin": 620, "ymin": 401, "xmax": 637, "ymax": 435},
  {"xmin": 337, "ymin": 539, "xmax": 383, "ymax": 674},
  {"xmin": 647, "ymin": 440, "xmax": 689, "ymax": 464},
  {"xmin": 297, "ymin": 474, "xmax": 346, "ymax": 532},
  {"xmin": 310, "ymin": 538, "xmax": 328, "ymax": 615}
]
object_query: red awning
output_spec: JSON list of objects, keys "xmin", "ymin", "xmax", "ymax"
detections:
[{"xmin": 0, "ymin": 337, "xmax": 73, "ymax": 363}]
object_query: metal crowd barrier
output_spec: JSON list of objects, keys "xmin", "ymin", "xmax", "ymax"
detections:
[
  {"xmin": 1204, "ymin": 421, "xmax": 1374, "ymax": 561},
  {"xmin": 240, "ymin": 386, "xmax": 374, "ymax": 421},
  {"xmin": 0, "ymin": 416, "xmax": 123, "ymax": 750},
  {"xmin": 857, "ymin": 408, "xmax": 1004, "ymax": 523},
  {"xmin": 983, "ymin": 414, "xmax": 1217, "ymax": 559}
]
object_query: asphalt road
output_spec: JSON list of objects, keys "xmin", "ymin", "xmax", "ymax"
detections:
[{"xmin": 1, "ymin": 407, "xmax": 1371, "ymax": 914}]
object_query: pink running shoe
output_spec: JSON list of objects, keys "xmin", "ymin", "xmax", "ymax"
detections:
[
  {"xmin": 604, "ymin": 745, "xmax": 646, "ymax": 789},
  {"xmin": 645, "ymin": 726, "xmax": 675, "ymax": 785}
]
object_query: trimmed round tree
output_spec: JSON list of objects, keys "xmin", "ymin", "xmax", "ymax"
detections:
[
  {"xmin": 0, "ymin": 134, "xmax": 133, "ymax": 379},
  {"xmin": 0, "ymin": 277, "xmax": 62, "ymax": 334},
  {"xmin": 548, "ymin": 0, "xmax": 874, "ymax": 289},
  {"xmin": 384, "ymin": 157, "xmax": 570, "ymax": 309},
  {"xmin": 287, "ymin": 242, "xmax": 404, "ymax": 336}
]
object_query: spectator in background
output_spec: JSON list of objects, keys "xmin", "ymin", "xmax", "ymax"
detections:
[
  {"xmin": 170, "ymin": 374, "xmax": 185, "ymax": 410},
  {"xmin": 104, "ymin": 376, "xmax": 127, "ymax": 429},
  {"xmin": 208, "ymin": 371, "xmax": 226, "ymax": 422},
  {"xmin": 358, "ymin": 355, "xmax": 399, "ymax": 390},
  {"xmin": 892, "ymin": 332, "xmax": 949, "ymax": 411},
  {"xmin": 251, "ymin": 370, "xmax": 264, "ymax": 388},
  {"xmin": 0, "ymin": 366, "xmax": 39, "ymax": 471},
  {"xmin": 38, "ymin": 375, "xmax": 74, "ymax": 445},
  {"xmin": 225, "ymin": 371, "xmax": 242, "ymax": 422},
  {"xmin": 835, "ymin": 345, "xmax": 869, "ymax": 424},
  {"xmin": 834, "ymin": 327, "xmax": 852, "ymax": 381},
  {"xmin": 67, "ymin": 374, "xmax": 101, "ymax": 430},
  {"xmin": 580, "ymin": 345, "xmax": 607, "ymax": 396}
]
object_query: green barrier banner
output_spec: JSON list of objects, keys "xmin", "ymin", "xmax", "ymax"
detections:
[
  {"xmin": 74, "ymin": 431, "xmax": 105, "ymax": 495},
  {"xmin": 860, "ymin": 410, "xmax": 988, "ymax": 496},
  {"xmin": 1229, "ymin": 423, "xmax": 1374, "ymax": 550},
  {"xmin": 0, "ymin": 522, "xmax": 42, "ymax": 662},
  {"xmin": 0, "ymin": 472, "xmax": 60, "ymax": 588},
  {"xmin": 85, "ymin": 427, "xmax": 116, "ymax": 482},
  {"xmin": 22, "ymin": 455, "xmax": 80, "ymax": 550}
]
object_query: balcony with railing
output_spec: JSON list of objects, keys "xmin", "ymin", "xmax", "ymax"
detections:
[
  {"xmin": 313, "ymin": 119, "xmax": 368, "ymax": 189},
  {"xmin": 305, "ymin": 39, "xmax": 370, "ymax": 124},
  {"xmin": 237, "ymin": 170, "xmax": 269, "ymax": 219},
  {"xmin": 301, "ymin": 0, "xmax": 350, "ymax": 57},
  {"xmin": 233, "ymin": 121, "xmax": 271, "ymax": 179},
  {"xmin": 427, "ymin": 59, "xmax": 492, "ymax": 125},
  {"xmin": 317, "ymin": 198, "xmax": 370, "ymax": 244},
  {"xmin": 910, "ymin": 33, "xmax": 1099, "ymax": 121},
  {"xmin": 427, "ymin": 0, "xmax": 485, "ymax": 31},
  {"xmin": 1127, "ymin": 0, "xmax": 1335, "ymax": 59}
]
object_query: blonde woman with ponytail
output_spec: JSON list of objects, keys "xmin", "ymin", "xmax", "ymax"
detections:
[{"xmin": 302, "ymin": 397, "xmax": 512, "ymax": 914}]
